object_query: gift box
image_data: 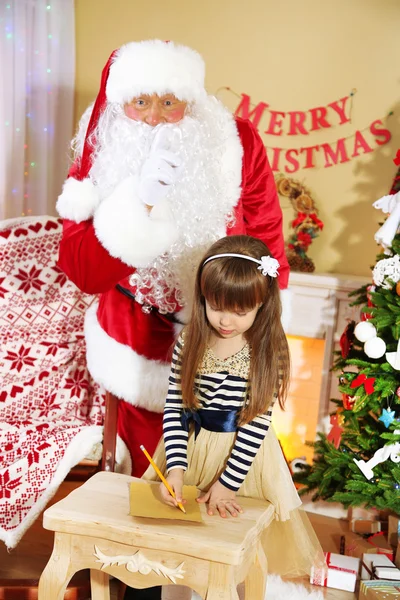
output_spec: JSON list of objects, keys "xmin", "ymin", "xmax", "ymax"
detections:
[
  {"xmin": 388, "ymin": 515, "xmax": 400, "ymax": 549},
  {"xmin": 367, "ymin": 532, "xmax": 394, "ymax": 560},
  {"xmin": 342, "ymin": 532, "xmax": 380, "ymax": 560},
  {"xmin": 350, "ymin": 519, "xmax": 382, "ymax": 535},
  {"xmin": 310, "ymin": 552, "xmax": 359, "ymax": 592},
  {"xmin": 396, "ymin": 541, "xmax": 400, "ymax": 569},
  {"xmin": 359, "ymin": 580, "xmax": 400, "ymax": 599},
  {"xmin": 361, "ymin": 553, "xmax": 397, "ymax": 580},
  {"xmin": 372, "ymin": 563, "xmax": 400, "ymax": 580}
]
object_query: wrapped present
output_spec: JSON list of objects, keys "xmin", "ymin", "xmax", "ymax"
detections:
[
  {"xmin": 350, "ymin": 519, "xmax": 382, "ymax": 535},
  {"xmin": 367, "ymin": 532, "xmax": 394, "ymax": 560},
  {"xmin": 388, "ymin": 515, "xmax": 400, "ymax": 549},
  {"xmin": 372, "ymin": 563, "xmax": 400, "ymax": 580},
  {"xmin": 342, "ymin": 532, "xmax": 379, "ymax": 559},
  {"xmin": 359, "ymin": 579, "xmax": 400, "ymax": 599},
  {"xmin": 361, "ymin": 554, "xmax": 397, "ymax": 580},
  {"xmin": 310, "ymin": 551, "xmax": 359, "ymax": 592},
  {"xmin": 396, "ymin": 541, "xmax": 400, "ymax": 569}
]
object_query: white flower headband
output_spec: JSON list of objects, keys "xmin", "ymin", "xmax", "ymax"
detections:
[{"xmin": 203, "ymin": 253, "xmax": 280, "ymax": 278}]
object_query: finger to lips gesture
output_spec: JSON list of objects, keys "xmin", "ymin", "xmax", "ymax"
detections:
[
  {"xmin": 150, "ymin": 126, "xmax": 182, "ymax": 183},
  {"xmin": 138, "ymin": 127, "xmax": 182, "ymax": 207}
]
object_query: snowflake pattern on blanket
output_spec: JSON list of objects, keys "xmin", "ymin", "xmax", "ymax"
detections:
[{"xmin": 0, "ymin": 216, "xmax": 105, "ymax": 549}]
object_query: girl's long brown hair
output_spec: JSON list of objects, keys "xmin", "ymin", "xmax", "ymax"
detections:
[{"xmin": 180, "ymin": 235, "xmax": 290, "ymax": 425}]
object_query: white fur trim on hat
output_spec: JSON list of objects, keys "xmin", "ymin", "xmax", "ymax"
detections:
[
  {"xmin": 56, "ymin": 177, "xmax": 100, "ymax": 223},
  {"xmin": 85, "ymin": 302, "xmax": 170, "ymax": 413},
  {"xmin": 106, "ymin": 40, "xmax": 206, "ymax": 105},
  {"xmin": 93, "ymin": 175, "xmax": 178, "ymax": 268}
]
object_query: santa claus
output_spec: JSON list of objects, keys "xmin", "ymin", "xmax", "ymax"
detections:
[{"xmin": 57, "ymin": 39, "xmax": 289, "ymax": 481}]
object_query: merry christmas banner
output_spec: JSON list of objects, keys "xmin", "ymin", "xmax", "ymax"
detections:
[{"xmin": 227, "ymin": 90, "xmax": 393, "ymax": 173}]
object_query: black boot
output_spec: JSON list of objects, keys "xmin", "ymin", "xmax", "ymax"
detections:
[{"xmin": 123, "ymin": 586, "xmax": 162, "ymax": 600}]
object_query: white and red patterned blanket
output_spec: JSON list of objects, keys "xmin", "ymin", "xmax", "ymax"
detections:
[{"xmin": 0, "ymin": 216, "xmax": 105, "ymax": 549}]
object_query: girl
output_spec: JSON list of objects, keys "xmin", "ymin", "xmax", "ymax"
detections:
[{"xmin": 144, "ymin": 235, "xmax": 323, "ymax": 586}]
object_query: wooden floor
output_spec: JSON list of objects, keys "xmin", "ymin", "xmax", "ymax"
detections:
[{"xmin": 0, "ymin": 481, "xmax": 356, "ymax": 599}]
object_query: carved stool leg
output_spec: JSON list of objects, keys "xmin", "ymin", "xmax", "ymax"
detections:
[
  {"xmin": 206, "ymin": 564, "xmax": 238, "ymax": 600},
  {"xmin": 38, "ymin": 535, "xmax": 76, "ymax": 600},
  {"xmin": 91, "ymin": 569, "xmax": 111, "ymax": 600}
]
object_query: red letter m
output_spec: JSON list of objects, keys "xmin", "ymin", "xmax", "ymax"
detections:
[{"xmin": 234, "ymin": 94, "xmax": 268, "ymax": 130}]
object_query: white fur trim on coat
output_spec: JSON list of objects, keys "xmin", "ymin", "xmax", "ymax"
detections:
[
  {"xmin": 93, "ymin": 175, "xmax": 178, "ymax": 268},
  {"xmin": 84, "ymin": 303, "xmax": 170, "ymax": 413},
  {"xmin": 106, "ymin": 40, "xmax": 206, "ymax": 105},
  {"xmin": 215, "ymin": 99, "xmax": 244, "ymax": 208},
  {"xmin": 56, "ymin": 177, "xmax": 100, "ymax": 223}
]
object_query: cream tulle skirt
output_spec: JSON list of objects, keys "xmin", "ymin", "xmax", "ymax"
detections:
[{"xmin": 143, "ymin": 426, "xmax": 324, "ymax": 579}]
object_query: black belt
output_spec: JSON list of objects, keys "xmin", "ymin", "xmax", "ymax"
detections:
[{"xmin": 115, "ymin": 284, "xmax": 183, "ymax": 325}]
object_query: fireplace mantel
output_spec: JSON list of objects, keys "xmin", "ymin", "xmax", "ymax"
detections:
[{"xmin": 286, "ymin": 271, "xmax": 370, "ymax": 427}]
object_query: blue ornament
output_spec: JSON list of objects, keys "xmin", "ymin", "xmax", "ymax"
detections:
[{"xmin": 379, "ymin": 408, "xmax": 396, "ymax": 428}]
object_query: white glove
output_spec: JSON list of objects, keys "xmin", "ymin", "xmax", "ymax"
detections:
[{"xmin": 138, "ymin": 129, "xmax": 182, "ymax": 207}]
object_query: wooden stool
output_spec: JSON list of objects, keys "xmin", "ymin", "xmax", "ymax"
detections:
[{"xmin": 38, "ymin": 472, "xmax": 274, "ymax": 599}]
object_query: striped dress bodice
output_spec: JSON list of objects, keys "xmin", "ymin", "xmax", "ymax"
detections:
[{"xmin": 163, "ymin": 335, "xmax": 276, "ymax": 491}]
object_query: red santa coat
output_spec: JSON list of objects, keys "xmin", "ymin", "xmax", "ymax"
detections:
[{"xmin": 58, "ymin": 117, "xmax": 289, "ymax": 475}]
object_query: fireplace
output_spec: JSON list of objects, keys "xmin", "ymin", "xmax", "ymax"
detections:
[{"xmin": 274, "ymin": 271, "xmax": 370, "ymax": 464}]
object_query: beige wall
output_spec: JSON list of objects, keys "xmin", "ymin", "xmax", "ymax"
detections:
[{"xmin": 75, "ymin": 0, "xmax": 400, "ymax": 277}]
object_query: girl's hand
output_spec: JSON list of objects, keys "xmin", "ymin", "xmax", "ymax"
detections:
[
  {"xmin": 160, "ymin": 469, "xmax": 186, "ymax": 508},
  {"xmin": 197, "ymin": 480, "xmax": 243, "ymax": 518}
]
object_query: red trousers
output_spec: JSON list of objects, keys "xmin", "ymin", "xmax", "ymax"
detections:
[{"xmin": 117, "ymin": 400, "xmax": 163, "ymax": 477}]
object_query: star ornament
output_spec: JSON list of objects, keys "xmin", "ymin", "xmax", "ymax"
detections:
[{"xmin": 379, "ymin": 408, "xmax": 396, "ymax": 428}]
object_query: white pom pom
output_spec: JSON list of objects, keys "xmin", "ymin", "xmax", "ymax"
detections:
[
  {"xmin": 364, "ymin": 337, "xmax": 387, "ymax": 359},
  {"xmin": 354, "ymin": 321, "xmax": 377, "ymax": 342}
]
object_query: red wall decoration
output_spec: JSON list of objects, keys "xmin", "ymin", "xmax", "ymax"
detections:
[{"xmin": 230, "ymin": 91, "xmax": 393, "ymax": 173}]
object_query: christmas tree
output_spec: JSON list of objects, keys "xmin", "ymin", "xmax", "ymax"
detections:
[{"xmin": 294, "ymin": 152, "xmax": 400, "ymax": 515}]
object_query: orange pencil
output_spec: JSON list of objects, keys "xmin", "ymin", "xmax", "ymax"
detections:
[{"xmin": 140, "ymin": 444, "xmax": 186, "ymax": 514}]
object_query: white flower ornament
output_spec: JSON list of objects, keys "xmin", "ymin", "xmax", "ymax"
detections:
[{"xmin": 258, "ymin": 256, "xmax": 280, "ymax": 278}]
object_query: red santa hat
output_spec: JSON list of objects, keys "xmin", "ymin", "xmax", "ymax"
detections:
[
  {"xmin": 57, "ymin": 40, "xmax": 206, "ymax": 222},
  {"xmin": 79, "ymin": 40, "xmax": 205, "ymax": 181}
]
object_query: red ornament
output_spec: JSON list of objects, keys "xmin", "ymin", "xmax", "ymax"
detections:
[
  {"xmin": 396, "ymin": 387, "xmax": 400, "ymax": 398},
  {"xmin": 309, "ymin": 212, "xmax": 324, "ymax": 230},
  {"xmin": 297, "ymin": 230, "xmax": 313, "ymax": 247},
  {"xmin": 292, "ymin": 212, "xmax": 307, "ymax": 228},
  {"xmin": 366, "ymin": 285, "xmax": 375, "ymax": 307},
  {"xmin": 350, "ymin": 373, "xmax": 376, "ymax": 395},
  {"xmin": 340, "ymin": 321, "xmax": 355, "ymax": 358},
  {"xmin": 342, "ymin": 393, "xmax": 356, "ymax": 410},
  {"xmin": 327, "ymin": 414, "xmax": 344, "ymax": 449},
  {"xmin": 362, "ymin": 285, "xmax": 376, "ymax": 321}
]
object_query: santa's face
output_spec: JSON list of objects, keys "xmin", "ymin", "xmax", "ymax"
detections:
[
  {"xmin": 124, "ymin": 93, "xmax": 188, "ymax": 126},
  {"xmin": 80, "ymin": 97, "xmax": 238, "ymax": 313}
]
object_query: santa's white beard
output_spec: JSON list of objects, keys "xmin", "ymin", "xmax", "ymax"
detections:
[{"xmin": 76, "ymin": 101, "xmax": 239, "ymax": 313}]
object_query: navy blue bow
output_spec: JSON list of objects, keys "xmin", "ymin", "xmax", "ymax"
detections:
[
  {"xmin": 181, "ymin": 408, "xmax": 238, "ymax": 440},
  {"xmin": 181, "ymin": 410, "xmax": 202, "ymax": 440}
]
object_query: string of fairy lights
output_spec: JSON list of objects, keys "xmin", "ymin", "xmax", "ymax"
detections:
[{"xmin": 2, "ymin": 2, "xmax": 55, "ymax": 215}]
